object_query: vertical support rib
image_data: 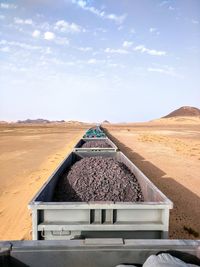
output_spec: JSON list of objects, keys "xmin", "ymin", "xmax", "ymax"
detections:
[
  {"xmin": 32, "ymin": 209, "xmax": 38, "ymax": 240},
  {"xmin": 162, "ymin": 208, "xmax": 169, "ymax": 239}
]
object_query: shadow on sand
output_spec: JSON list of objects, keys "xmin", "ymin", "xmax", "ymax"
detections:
[{"xmin": 103, "ymin": 128, "xmax": 200, "ymax": 239}]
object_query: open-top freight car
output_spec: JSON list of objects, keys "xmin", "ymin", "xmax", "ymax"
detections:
[
  {"xmin": 73, "ymin": 137, "xmax": 118, "ymax": 152},
  {"xmin": 83, "ymin": 126, "xmax": 107, "ymax": 138},
  {"xmin": 29, "ymin": 151, "xmax": 173, "ymax": 241}
]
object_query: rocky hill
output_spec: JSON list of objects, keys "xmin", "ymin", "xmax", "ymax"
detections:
[
  {"xmin": 17, "ymin": 119, "xmax": 65, "ymax": 124},
  {"xmin": 163, "ymin": 106, "xmax": 200, "ymax": 118}
]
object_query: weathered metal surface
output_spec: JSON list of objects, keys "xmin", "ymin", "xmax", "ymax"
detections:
[{"xmin": 0, "ymin": 240, "xmax": 199, "ymax": 267}]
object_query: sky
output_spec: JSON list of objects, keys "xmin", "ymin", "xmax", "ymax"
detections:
[{"xmin": 0, "ymin": 0, "xmax": 200, "ymax": 122}]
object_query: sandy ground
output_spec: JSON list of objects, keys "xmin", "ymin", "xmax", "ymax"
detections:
[
  {"xmin": 0, "ymin": 123, "xmax": 90, "ymax": 240},
  {"xmin": 104, "ymin": 117, "xmax": 200, "ymax": 239},
  {"xmin": 0, "ymin": 117, "xmax": 199, "ymax": 240}
]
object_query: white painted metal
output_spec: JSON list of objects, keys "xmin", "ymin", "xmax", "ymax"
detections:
[
  {"xmin": 73, "ymin": 137, "xmax": 118, "ymax": 152},
  {"xmin": 29, "ymin": 151, "xmax": 173, "ymax": 240}
]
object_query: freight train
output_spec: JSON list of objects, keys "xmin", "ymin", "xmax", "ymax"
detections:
[
  {"xmin": 29, "ymin": 126, "xmax": 172, "ymax": 240},
  {"xmin": 0, "ymin": 126, "xmax": 199, "ymax": 266}
]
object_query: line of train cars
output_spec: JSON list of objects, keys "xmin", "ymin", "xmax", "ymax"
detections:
[
  {"xmin": 29, "ymin": 126, "xmax": 172, "ymax": 240},
  {"xmin": 0, "ymin": 126, "xmax": 199, "ymax": 267}
]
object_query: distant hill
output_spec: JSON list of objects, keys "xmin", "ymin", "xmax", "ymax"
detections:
[
  {"xmin": 66, "ymin": 120, "xmax": 83, "ymax": 124},
  {"xmin": 17, "ymin": 119, "xmax": 65, "ymax": 124},
  {"xmin": 102, "ymin": 120, "xmax": 110, "ymax": 124},
  {"xmin": 163, "ymin": 106, "xmax": 200, "ymax": 118},
  {"xmin": 17, "ymin": 119, "xmax": 50, "ymax": 124}
]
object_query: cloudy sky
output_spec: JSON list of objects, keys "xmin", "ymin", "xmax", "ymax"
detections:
[{"xmin": 0, "ymin": 0, "xmax": 199, "ymax": 122}]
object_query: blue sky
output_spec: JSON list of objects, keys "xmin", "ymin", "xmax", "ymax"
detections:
[{"xmin": 0, "ymin": 0, "xmax": 199, "ymax": 122}]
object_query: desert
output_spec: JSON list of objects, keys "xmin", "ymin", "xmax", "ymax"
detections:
[
  {"xmin": 103, "ymin": 115, "xmax": 200, "ymax": 239},
  {"xmin": 1, "ymin": 1, "xmax": 200, "ymax": 265},
  {"xmin": 0, "ymin": 123, "xmax": 90, "ymax": 240},
  {"xmin": 0, "ymin": 109, "xmax": 200, "ymax": 240}
]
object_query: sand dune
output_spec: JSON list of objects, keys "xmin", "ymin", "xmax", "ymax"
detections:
[{"xmin": 151, "ymin": 116, "xmax": 200, "ymax": 125}]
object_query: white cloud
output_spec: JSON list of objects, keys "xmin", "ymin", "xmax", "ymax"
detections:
[
  {"xmin": 0, "ymin": 40, "xmax": 42, "ymax": 50},
  {"xmin": 14, "ymin": 17, "xmax": 33, "ymax": 25},
  {"xmin": 148, "ymin": 67, "xmax": 167, "ymax": 74},
  {"xmin": 130, "ymin": 28, "xmax": 136, "ymax": 34},
  {"xmin": 88, "ymin": 58, "xmax": 97, "ymax": 64},
  {"xmin": 134, "ymin": 45, "xmax": 166, "ymax": 56},
  {"xmin": 0, "ymin": 63, "xmax": 27, "ymax": 72},
  {"xmin": 0, "ymin": 46, "xmax": 10, "ymax": 52},
  {"xmin": 105, "ymin": 48, "xmax": 129, "ymax": 54},
  {"xmin": 168, "ymin": 6, "xmax": 175, "ymax": 11},
  {"xmin": 192, "ymin": 19, "xmax": 199, "ymax": 24},
  {"xmin": 45, "ymin": 47, "xmax": 52, "ymax": 54},
  {"xmin": 73, "ymin": 1, "xmax": 106, "ymax": 18},
  {"xmin": 32, "ymin": 30, "xmax": 41, "ymax": 38},
  {"xmin": 44, "ymin": 31, "xmax": 55, "ymax": 41},
  {"xmin": 159, "ymin": 1, "xmax": 175, "ymax": 10},
  {"xmin": 106, "ymin": 13, "xmax": 127, "ymax": 24},
  {"xmin": 159, "ymin": 1, "xmax": 169, "ymax": 7},
  {"xmin": 147, "ymin": 67, "xmax": 182, "ymax": 78},
  {"xmin": 55, "ymin": 37, "xmax": 69, "ymax": 45},
  {"xmin": 33, "ymin": 29, "xmax": 69, "ymax": 45},
  {"xmin": 78, "ymin": 47, "xmax": 93, "ymax": 52},
  {"xmin": 149, "ymin": 27, "xmax": 156, "ymax": 33},
  {"xmin": 0, "ymin": 3, "xmax": 17, "ymax": 9},
  {"xmin": 149, "ymin": 27, "xmax": 160, "ymax": 35},
  {"xmin": 38, "ymin": 57, "xmax": 74, "ymax": 67},
  {"xmin": 86, "ymin": 6, "xmax": 105, "ymax": 17},
  {"xmin": 39, "ymin": 22, "xmax": 51, "ymax": 31},
  {"xmin": 86, "ymin": 58, "xmax": 106, "ymax": 65},
  {"xmin": 54, "ymin": 20, "xmax": 83, "ymax": 33},
  {"xmin": 108, "ymin": 63, "xmax": 125, "ymax": 68},
  {"xmin": 72, "ymin": 0, "xmax": 127, "ymax": 24},
  {"xmin": 76, "ymin": 0, "xmax": 86, "ymax": 8},
  {"xmin": 96, "ymin": 27, "xmax": 107, "ymax": 33},
  {"xmin": 122, "ymin": 41, "xmax": 133, "ymax": 48},
  {"xmin": 0, "ymin": 15, "xmax": 5, "ymax": 20}
]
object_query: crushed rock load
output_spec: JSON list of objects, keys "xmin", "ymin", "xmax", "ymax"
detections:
[
  {"xmin": 54, "ymin": 156, "xmax": 144, "ymax": 202},
  {"xmin": 81, "ymin": 140, "xmax": 111, "ymax": 148}
]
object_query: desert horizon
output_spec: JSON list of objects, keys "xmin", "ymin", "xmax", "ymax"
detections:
[
  {"xmin": 1, "ymin": 106, "xmax": 200, "ymax": 124},
  {"xmin": 1, "ymin": 0, "xmax": 200, "ymax": 264},
  {"xmin": 0, "ymin": 105, "xmax": 199, "ymax": 241}
]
